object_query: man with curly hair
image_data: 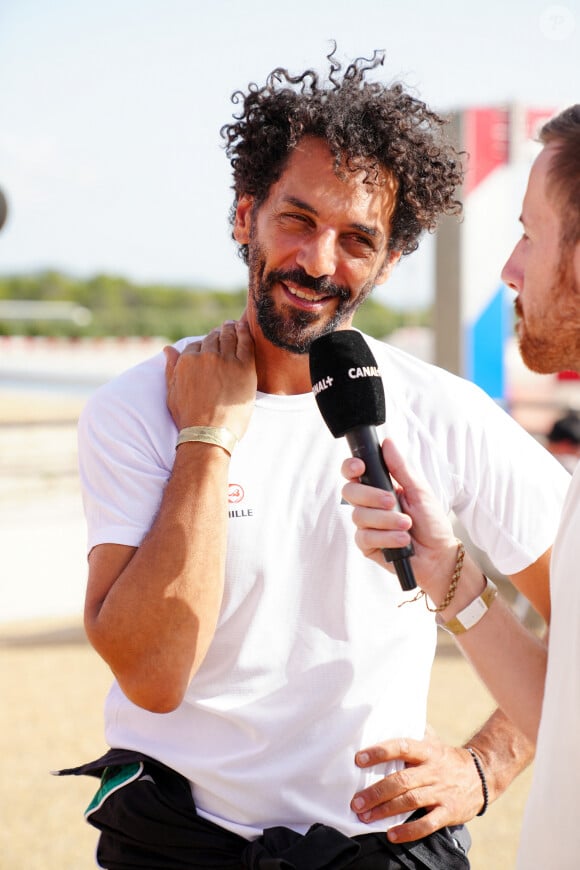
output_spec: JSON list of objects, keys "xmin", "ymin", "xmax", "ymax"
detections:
[{"xmin": 62, "ymin": 50, "xmax": 569, "ymax": 868}]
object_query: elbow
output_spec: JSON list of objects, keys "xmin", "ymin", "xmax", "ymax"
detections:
[
  {"xmin": 118, "ymin": 673, "xmax": 189, "ymax": 714},
  {"xmin": 115, "ymin": 651, "xmax": 207, "ymax": 713},
  {"xmin": 85, "ymin": 628, "xmax": 192, "ymax": 714},
  {"xmin": 128, "ymin": 691, "xmax": 184, "ymax": 715},
  {"xmin": 84, "ymin": 610, "xmax": 209, "ymax": 714}
]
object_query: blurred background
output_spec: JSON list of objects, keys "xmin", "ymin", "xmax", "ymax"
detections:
[{"xmin": 1, "ymin": 1, "xmax": 579, "ymax": 867}]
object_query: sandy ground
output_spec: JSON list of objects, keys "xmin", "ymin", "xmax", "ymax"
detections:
[
  {"xmin": 0, "ymin": 378, "xmax": 538, "ymax": 869},
  {"xmin": 1, "ymin": 617, "xmax": 534, "ymax": 870}
]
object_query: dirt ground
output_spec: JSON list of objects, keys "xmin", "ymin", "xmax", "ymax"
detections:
[{"xmin": 0, "ymin": 388, "xmax": 534, "ymax": 868}]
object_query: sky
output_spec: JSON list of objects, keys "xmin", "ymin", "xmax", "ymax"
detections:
[{"xmin": 0, "ymin": 0, "xmax": 578, "ymax": 309}]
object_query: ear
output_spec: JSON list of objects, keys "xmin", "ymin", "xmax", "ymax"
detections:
[
  {"xmin": 233, "ymin": 194, "xmax": 254, "ymax": 245},
  {"xmin": 376, "ymin": 249, "xmax": 402, "ymax": 286}
]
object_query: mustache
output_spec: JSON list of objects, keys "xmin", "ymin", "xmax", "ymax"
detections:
[
  {"xmin": 514, "ymin": 297, "xmax": 523, "ymax": 318},
  {"xmin": 266, "ymin": 268, "xmax": 351, "ymax": 300}
]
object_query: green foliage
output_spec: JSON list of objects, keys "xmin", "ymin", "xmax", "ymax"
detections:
[
  {"xmin": 0, "ymin": 271, "xmax": 428, "ymax": 340},
  {"xmin": 352, "ymin": 297, "xmax": 429, "ymax": 338}
]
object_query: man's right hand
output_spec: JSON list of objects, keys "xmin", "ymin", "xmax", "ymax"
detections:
[{"xmin": 164, "ymin": 318, "xmax": 257, "ymax": 438}]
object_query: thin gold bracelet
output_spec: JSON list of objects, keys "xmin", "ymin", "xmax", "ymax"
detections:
[
  {"xmin": 175, "ymin": 426, "xmax": 238, "ymax": 456},
  {"xmin": 401, "ymin": 541, "xmax": 465, "ymax": 611}
]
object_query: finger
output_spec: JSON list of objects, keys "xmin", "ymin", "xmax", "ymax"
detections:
[
  {"xmin": 351, "ymin": 503, "xmax": 412, "ymax": 534},
  {"xmin": 355, "ymin": 527, "xmax": 413, "ymax": 560},
  {"xmin": 380, "ymin": 438, "xmax": 417, "ymax": 493},
  {"xmin": 163, "ymin": 345, "xmax": 180, "ymax": 389},
  {"xmin": 342, "ymin": 481, "xmax": 397, "ymax": 511},
  {"xmin": 234, "ymin": 318, "xmax": 256, "ymax": 362},
  {"xmin": 387, "ymin": 807, "xmax": 448, "ymax": 844},
  {"xmin": 352, "ymin": 782, "xmax": 434, "ymax": 823},
  {"xmin": 355, "ymin": 738, "xmax": 429, "ymax": 768},
  {"xmin": 353, "ymin": 756, "xmax": 430, "ymax": 802},
  {"xmin": 180, "ymin": 340, "xmax": 202, "ymax": 357},
  {"xmin": 381, "ymin": 438, "xmax": 433, "ymax": 506},
  {"xmin": 351, "ymin": 768, "xmax": 413, "ymax": 815},
  {"xmin": 341, "ymin": 456, "xmax": 365, "ymax": 482},
  {"xmin": 215, "ymin": 320, "xmax": 237, "ymax": 355},
  {"xmin": 200, "ymin": 327, "xmax": 221, "ymax": 353}
]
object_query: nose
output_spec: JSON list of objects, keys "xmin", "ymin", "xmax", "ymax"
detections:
[
  {"xmin": 501, "ymin": 240, "xmax": 523, "ymax": 292},
  {"xmin": 296, "ymin": 229, "xmax": 338, "ymax": 278}
]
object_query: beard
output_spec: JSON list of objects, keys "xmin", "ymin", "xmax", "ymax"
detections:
[
  {"xmin": 247, "ymin": 238, "xmax": 376, "ymax": 355},
  {"xmin": 516, "ymin": 251, "xmax": 580, "ymax": 374}
]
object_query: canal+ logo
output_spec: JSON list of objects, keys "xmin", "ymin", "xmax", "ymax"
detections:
[{"xmin": 312, "ymin": 366, "xmax": 380, "ymax": 397}]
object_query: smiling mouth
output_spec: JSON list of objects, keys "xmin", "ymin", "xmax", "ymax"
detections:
[{"xmin": 284, "ymin": 282, "xmax": 332, "ymax": 304}]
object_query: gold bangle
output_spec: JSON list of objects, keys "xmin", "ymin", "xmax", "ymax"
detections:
[
  {"xmin": 175, "ymin": 426, "xmax": 238, "ymax": 456},
  {"xmin": 401, "ymin": 541, "xmax": 465, "ymax": 611}
]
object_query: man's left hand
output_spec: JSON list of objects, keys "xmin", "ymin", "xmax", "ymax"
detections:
[{"xmin": 351, "ymin": 729, "xmax": 484, "ymax": 843}]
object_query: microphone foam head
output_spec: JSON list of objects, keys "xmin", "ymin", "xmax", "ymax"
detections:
[{"xmin": 309, "ymin": 330, "xmax": 385, "ymax": 437}]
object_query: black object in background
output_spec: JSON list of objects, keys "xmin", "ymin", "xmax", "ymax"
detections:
[{"xmin": 0, "ymin": 188, "xmax": 7, "ymax": 232}]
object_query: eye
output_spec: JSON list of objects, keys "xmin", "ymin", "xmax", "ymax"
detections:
[
  {"xmin": 280, "ymin": 212, "xmax": 312, "ymax": 227},
  {"xmin": 352, "ymin": 234, "xmax": 374, "ymax": 248},
  {"xmin": 343, "ymin": 233, "xmax": 376, "ymax": 256}
]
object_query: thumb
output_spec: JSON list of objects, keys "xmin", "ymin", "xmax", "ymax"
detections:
[
  {"xmin": 380, "ymin": 437, "xmax": 433, "ymax": 517},
  {"xmin": 380, "ymin": 437, "xmax": 416, "ymax": 492},
  {"xmin": 381, "ymin": 438, "xmax": 447, "ymax": 537}
]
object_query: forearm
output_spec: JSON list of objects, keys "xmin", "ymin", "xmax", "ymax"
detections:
[
  {"xmin": 86, "ymin": 443, "xmax": 230, "ymax": 712},
  {"xmin": 436, "ymin": 556, "xmax": 547, "ymax": 744},
  {"xmin": 464, "ymin": 708, "xmax": 535, "ymax": 804},
  {"xmin": 456, "ymin": 604, "xmax": 546, "ymax": 745}
]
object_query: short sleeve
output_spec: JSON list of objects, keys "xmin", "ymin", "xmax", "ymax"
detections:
[{"xmin": 78, "ymin": 352, "xmax": 177, "ymax": 552}]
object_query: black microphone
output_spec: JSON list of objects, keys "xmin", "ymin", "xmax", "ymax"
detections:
[{"xmin": 309, "ymin": 329, "xmax": 416, "ymax": 591}]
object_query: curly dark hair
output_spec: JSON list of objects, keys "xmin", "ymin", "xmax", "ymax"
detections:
[{"xmin": 221, "ymin": 46, "xmax": 463, "ymax": 264}]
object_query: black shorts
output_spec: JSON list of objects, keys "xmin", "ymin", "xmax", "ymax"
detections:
[{"xmin": 57, "ymin": 749, "xmax": 471, "ymax": 870}]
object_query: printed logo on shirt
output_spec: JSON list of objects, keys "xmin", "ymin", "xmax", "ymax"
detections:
[
  {"xmin": 228, "ymin": 483, "xmax": 244, "ymax": 504},
  {"xmin": 228, "ymin": 482, "xmax": 254, "ymax": 519}
]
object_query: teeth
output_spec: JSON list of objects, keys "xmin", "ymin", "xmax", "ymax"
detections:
[{"xmin": 287, "ymin": 284, "xmax": 321, "ymax": 302}]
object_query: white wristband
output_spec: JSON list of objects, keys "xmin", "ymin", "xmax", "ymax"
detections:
[{"xmin": 437, "ymin": 577, "xmax": 498, "ymax": 635}]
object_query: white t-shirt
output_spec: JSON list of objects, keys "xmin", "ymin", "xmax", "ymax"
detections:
[
  {"xmin": 79, "ymin": 333, "xmax": 569, "ymax": 841},
  {"xmin": 517, "ymin": 465, "xmax": 580, "ymax": 869}
]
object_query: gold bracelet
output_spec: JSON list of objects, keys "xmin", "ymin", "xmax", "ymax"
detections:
[
  {"xmin": 175, "ymin": 426, "xmax": 238, "ymax": 456},
  {"xmin": 402, "ymin": 541, "xmax": 465, "ymax": 611}
]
